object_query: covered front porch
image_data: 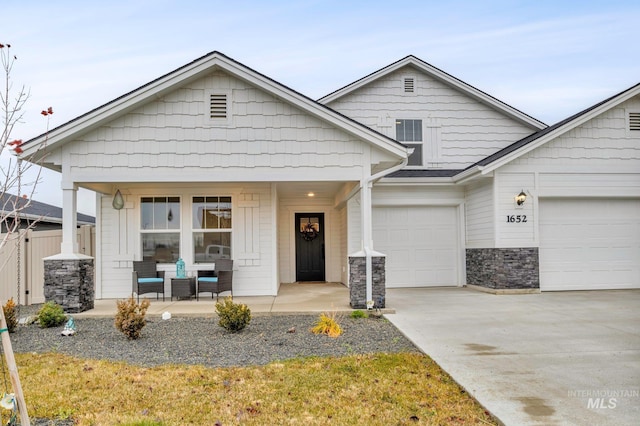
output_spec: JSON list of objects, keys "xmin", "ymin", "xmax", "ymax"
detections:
[{"xmin": 71, "ymin": 282, "xmax": 393, "ymax": 317}]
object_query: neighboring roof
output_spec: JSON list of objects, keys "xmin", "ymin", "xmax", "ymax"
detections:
[
  {"xmin": 319, "ymin": 55, "xmax": 547, "ymax": 130},
  {"xmin": 21, "ymin": 51, "xmax": 408, "ymax": 168},
  {"xmin": 462, "ymin": 81, "xmax": 640, "ymax": 175},
  {"xmin": 0, "ymin": 193, "xmax": 95, "ymax": 225}
]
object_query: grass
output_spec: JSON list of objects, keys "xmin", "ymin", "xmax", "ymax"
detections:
[{"xmin": 9, "ymin": 352, "xmax": 497, "ymax": 425}]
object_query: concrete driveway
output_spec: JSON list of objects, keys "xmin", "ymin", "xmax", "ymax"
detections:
[{"xmin": 385, "ymin": 288, "xmax": 640, "ymax": 426}]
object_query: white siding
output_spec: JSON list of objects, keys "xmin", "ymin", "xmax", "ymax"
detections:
[
  {"xmin": 63, "ymin": 70, "xmax": 373, "ymax": 183},
  {"xmin": 465, "ymin": 178, "xmax": 495, "ymax": 248},
  {"xmin": 99, "ymin": 183, "xmax": 276, "ymax": 298},
  {"xmin": 495, "ymin": 172, "xmax": 536, "ymax": 247},
  {"xmin": 511, "ymin": 97, "xmax": 640, "ymax": 169},
  {"xmin": 325, "ymin": 66, "xmax": 537, "ymax": 169}
]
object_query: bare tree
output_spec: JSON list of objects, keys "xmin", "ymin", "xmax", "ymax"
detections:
[{"xmin": 0, "ymin": 42, "xmax": 50, "ymax": 255}]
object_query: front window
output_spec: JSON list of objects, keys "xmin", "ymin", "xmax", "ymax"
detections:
[
  {"xmin": 193, "ymin": 196, "xmax": 232, "ymax": 263},
  {"xmin": 141, "ymin": 197, "xmax": 180, "ymax": 263},
  {"xmin": 396, "ymin": 119, "xmax": 423, "ymax": 166}
]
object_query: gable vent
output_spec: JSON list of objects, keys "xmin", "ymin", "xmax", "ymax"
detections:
[
  {"xmin": 210, "ymin": 94, "xmax": 227, "ymax": 118},
  {"xmin": 404, "ymin": 77, "xmax": 415, "ymax": 93},
  {"xmin": 630, "ymin": 112, "xmax": 640, "ymax": 131}
]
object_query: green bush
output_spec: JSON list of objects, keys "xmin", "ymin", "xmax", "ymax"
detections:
[
  {"xmin": 215, "ymin": 296, "xmax": 251, "ymax": 332},
  {"xmin": 114, "ymin": 296, "xmax": 150, "ymax": 340},
  {"xmin": 350, "ymin": 310, "xmax": 368, "ymax": 319},
  {"xmin": 2, "ymin": 298, "xmax": 18, "ymax": 333},
  {"xmin": 37, "ymin": 301, "xmax": 67, "ymax": 328}
]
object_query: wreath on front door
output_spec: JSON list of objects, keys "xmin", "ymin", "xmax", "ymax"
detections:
[{"xmin": 300, "ymin": 221, "xmax": 319, "ymax": 241}]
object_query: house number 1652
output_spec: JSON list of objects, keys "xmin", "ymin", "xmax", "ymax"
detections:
[{"xmin": 506, "ymin": 215, "xmax": 527, "ymax": 223}]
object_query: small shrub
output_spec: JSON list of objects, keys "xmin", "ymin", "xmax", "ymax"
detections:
[
  {"xmin": 37, "ymin": 301, "xmax": 67, "ymax": 328},
  {"xmin": 114, "ymin": 296, "xmax": 150, "ymax": 340},
  {"xmin": 215, "ymin": 296, "xmax": 251, "ymax": 333},
  {"xmin": 2, "ymin": 298, "xmax": 18, "ymax": 333},
  {"xmin": 311, "ymin": 311, "xmax": 342, "ymax": 337},
  {"xmin": 350, "ymin": 309, "xmax": 368, "ymax": 319}
]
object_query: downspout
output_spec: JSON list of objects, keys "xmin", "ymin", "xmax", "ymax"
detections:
[{"xmin": 361, "ymin": 153, "xmax": 410, "ymax": 304}]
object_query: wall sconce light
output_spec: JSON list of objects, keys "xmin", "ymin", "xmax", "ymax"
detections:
[
  {"xmin": 112, "ymin": 189, "xmax": 125, "ymax": 210},
  {"xmin": 515, "ymin": 190, "xmax": 527, "ymax": 206}
]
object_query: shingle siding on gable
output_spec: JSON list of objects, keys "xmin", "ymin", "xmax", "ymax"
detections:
[
  {"xmin": 66, "ymin": 70, "xmax": 372, "ymax": 181},
  {"xmin": 510, "ymin": 98, "xmax": 640, "ymax": 167},
  {"xmin": 324, "ymin": 66, "xmax": 537, "ymax": 169}
]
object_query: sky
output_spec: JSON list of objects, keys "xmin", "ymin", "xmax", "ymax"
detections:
[{"xmin": 2, "ymin": 0, "xmax": 639, "ymax": 215}]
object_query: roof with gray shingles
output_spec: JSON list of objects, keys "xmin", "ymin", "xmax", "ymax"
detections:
[{"xmin": 0, "ymin": 193, "xmax": 95, "ymax": 225}]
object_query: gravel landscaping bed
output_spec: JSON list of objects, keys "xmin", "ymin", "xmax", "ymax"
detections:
[{"xmin": 10, "ymin": 311, "xmax": 420, "ymax": 368}]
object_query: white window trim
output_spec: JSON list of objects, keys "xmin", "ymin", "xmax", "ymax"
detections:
[
  {"xmin": 206, "ymin": 89, "xmax": 233, "ymax": 126},
  {"xmin": 139, "ymin": 195, "xmax": 182, "ymax": 264},
  {"xmin": 191, "ymin": 195, "xmax": 233, "ymax": 265},
  {"xmin": 396, "ymin": 118, "xmax": 425, "ymax": 168}
]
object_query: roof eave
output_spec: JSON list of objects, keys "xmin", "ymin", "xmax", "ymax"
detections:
[
  {"xmin": 479, "ymin": 82, "xmax": 640, "ymax": 174},
  {"xmin": 20, "ymin": 52, "xmax": 408, "ymax": 162}
]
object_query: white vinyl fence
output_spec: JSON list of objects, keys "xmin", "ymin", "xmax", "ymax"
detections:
[{"xmin": 0, "ymin": 226, "xmax": 95, "ymax": 305}]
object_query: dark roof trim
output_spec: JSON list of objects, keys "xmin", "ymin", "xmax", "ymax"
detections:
[
  {"xmin": 468, "ymin": 81, "xmax": 640, "ymax": 170},
  {"xmin": 24, "ymin": 51, "xmax": 406, "ymax": 153},
  {"xmin": 387, "ymin": 169, "xmax": 462, "ymax": 178},
  {"xmin": 319, "ymin": 55, "xmax": 546, "ymax": 129}
]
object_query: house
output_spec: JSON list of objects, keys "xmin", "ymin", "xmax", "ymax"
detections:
[
  {"xmin": 19, "ymin": 52, "xmax": 640, "ymax": 311},
  {"xmin": 0, "ymin": 192, "xmax": 95, "ymax": 233}
]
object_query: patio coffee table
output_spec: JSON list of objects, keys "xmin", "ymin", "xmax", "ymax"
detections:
[{"xmin": 171, "ymin": 277, "xmax": 196, "ymax": 300}]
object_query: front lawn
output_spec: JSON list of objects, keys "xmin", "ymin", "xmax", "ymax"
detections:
[{"xmin": 11, "ymin": 352, "xmax": 497, "ymax": 425}]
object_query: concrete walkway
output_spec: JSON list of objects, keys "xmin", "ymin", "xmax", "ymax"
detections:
[
  {"xmin": 75, "ymin": 282, "xmax": 357, "ymax": 317},
  {"xmin": 385, "ymin": 287, "xmax": 640, "ymax": 426}
]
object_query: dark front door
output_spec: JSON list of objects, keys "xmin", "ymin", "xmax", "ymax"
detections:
[{"xmin": 295, "ymin": 213, "xmax": 325, "ymax": 281}]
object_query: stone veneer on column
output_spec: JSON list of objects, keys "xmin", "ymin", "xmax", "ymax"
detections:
[
  {"xmin": 348, "ymin": 255, "xmax": 386, "ymax": 309},
  {"xmin": 44, "ymin": 258, "xmax": 95, "ymax": 313},
  {"xmin": 466, "ymin": 248, "xmax": 539, "ymax": 291}
]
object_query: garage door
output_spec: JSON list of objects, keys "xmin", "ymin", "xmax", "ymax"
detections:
[
  {"xmin": 539, "ymin": 199, "xmax": 640, "ymax": 291},
  {"xmin": 373, "ymin": 206, "xmax": 459, "ymax": 287}
]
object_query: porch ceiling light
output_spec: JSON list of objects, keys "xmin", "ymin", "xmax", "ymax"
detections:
[
  {"xmin": 112, "ymin": 189, "xmax": 125, "ymax": 210},
  {"xmin": 515, "ymin": 190, "xmax": 527, "ymax": 206},
  {"xmin": 307, "ymin": 192, "xmax": 315, "ymax": 197}
]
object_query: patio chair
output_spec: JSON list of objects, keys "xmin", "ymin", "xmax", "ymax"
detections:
[
  {"xmin": 132, "ymin": 261, "xmax": 165, "ymax": 302},
  {"xmin": 196, "ymin": 259, "xmax": 233, "ymax": 301}
]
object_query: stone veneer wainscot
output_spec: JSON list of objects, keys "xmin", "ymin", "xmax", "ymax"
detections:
[{"xmin": 466, "ymin": 248, "xmax": 539, "ymax": 291}]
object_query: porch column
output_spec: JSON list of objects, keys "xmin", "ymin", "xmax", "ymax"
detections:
[
  {"xmin": 60, "ymin": 182, "xmax": 79, "ymax": 254},
  {"xmin": 43, "ymin": 181, "xmax": 95, "ymax": 313}
]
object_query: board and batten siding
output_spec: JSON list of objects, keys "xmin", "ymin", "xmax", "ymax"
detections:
[
  {"xmin": 464, "ymin": 178, "xmax": 495, "ymax": 248},
  {"xmin": 324, "ymin": 66, "xmax": 537, "ymax": 169},
  {"xmin": 59, "ymin": 70, "xmax": 394, "ymax": 184},
  {"xmin": 98, "ymin": 183, "xmax": 276, "ymax": 299}
]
